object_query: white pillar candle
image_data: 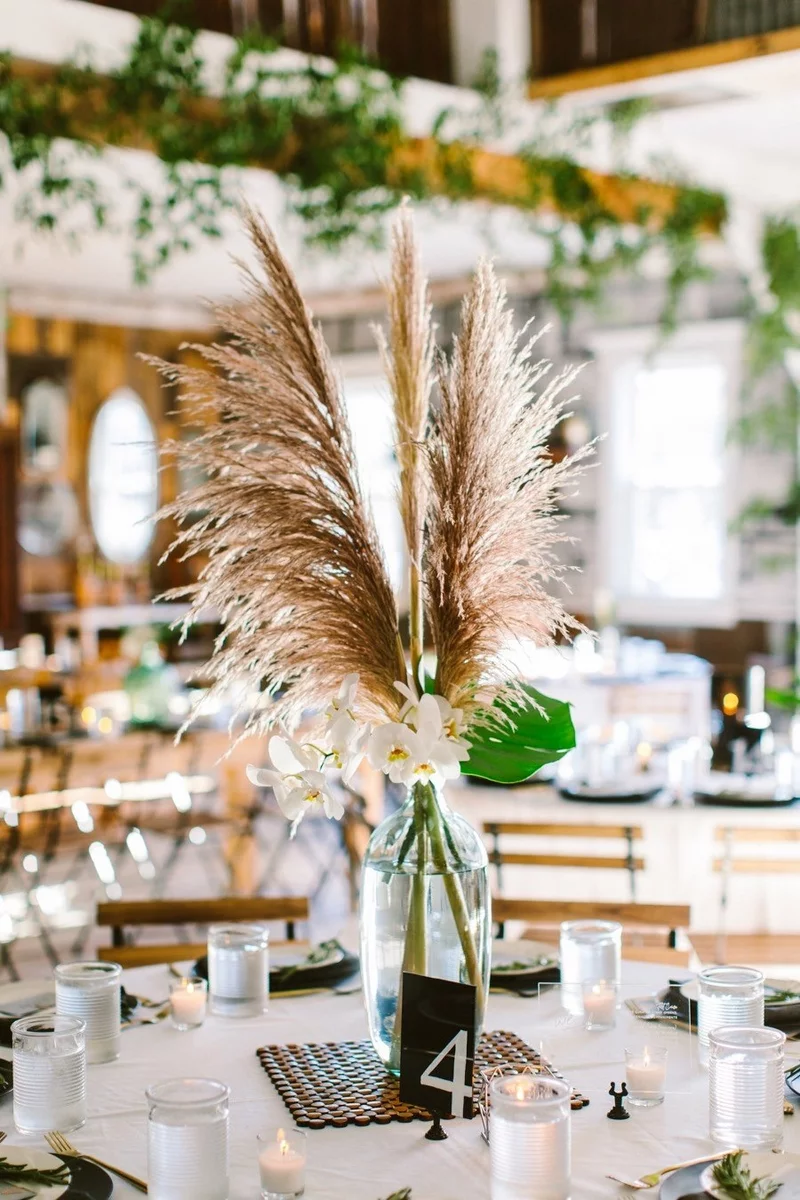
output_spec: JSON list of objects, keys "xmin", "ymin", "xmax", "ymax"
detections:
[
  {"xmin": 583, "ymin": 982, "xmax": 616, "ymax": 1029},
  {"xmin": 625, "ymin": 1046, "xmax": 667, "ymax": 1106},
  {"xmin": 258, "ymin": 1129, "xmax": 306, "ymax": 1198}
]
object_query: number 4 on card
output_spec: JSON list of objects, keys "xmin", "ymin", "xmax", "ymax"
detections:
[{"xmin": 398, "ymin": 972, "xmax": 477, "ymax": 1120}]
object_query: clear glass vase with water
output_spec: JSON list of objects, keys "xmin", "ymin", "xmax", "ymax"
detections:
[{"xmin": 359, "ymin": 780, "xmax": 490, "ymax": 1072}]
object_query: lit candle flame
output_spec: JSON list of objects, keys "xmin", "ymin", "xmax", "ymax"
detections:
[
  {"xmin": 642, "ymin": 1048, "xmax": 650, "ymax": 1067},
  {"xmin": 277, "ymin": 1129, "xmax": 289, "ymax": 1156}
]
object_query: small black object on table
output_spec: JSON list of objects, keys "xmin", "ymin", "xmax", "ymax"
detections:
[
  {"xmin": 607, "ymin": 1082, "xmax": 630, "ymax": 1120},
  {"xmin": 425, "ymin": 1113, "xmax": 448, "ymax": 1141}
]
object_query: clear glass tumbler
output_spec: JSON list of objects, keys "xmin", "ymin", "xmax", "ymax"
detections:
[
  {"xmin": 698, "ymin": 966, "xmax": 764, "ymax": 1064},
  {"xmin": 12, "ymin": 1014, "xmax": 86, "ymax": 1134},
  {"xmin": 490, "ymin": 1075, "xmax": 571, "ymax": 1200},
  {"xmin": 147, "ymin": 1077, "xmax": 230, "ymax": 1200},
  {"xmin": 208, "ymin": 924, "xmax": 269, "ymax": 1017},
  {"xmin": 709, "ymin": 1026, "xmax": 785, "ymax": 1150},
  {"xmin": 55, "ymin": 961, "xmax": 122, "ymax": 1064},
  {"xmin": 559, "ymin": 921, "xmax": 621, "ymax": 1016}
]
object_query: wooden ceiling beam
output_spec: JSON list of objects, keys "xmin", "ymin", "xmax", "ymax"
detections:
[
  {"xmin": 6, "ymin": 56, "xmax": 725, "ymax": 236},
  {"xmin": 528, "ymin": 25, "xmax": 800, "ymax": 100}
]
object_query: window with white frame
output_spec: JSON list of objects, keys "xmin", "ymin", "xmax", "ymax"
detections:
[
  {"xmin": 592, "ymin": 322, "xmax": 742, "ymax": 627},
  {"xmin": 341, "ymin": 367, "xmax": 406, "ymax": 599}
]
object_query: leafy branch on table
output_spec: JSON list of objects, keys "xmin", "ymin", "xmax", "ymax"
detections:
[
  {"xmin": 712, "ymin": 1151, "xmax": 782, "ymax": 1199},
  {"xmin": 0, "ymin": 1156, "xmax": 71, "ymax": 1187}
]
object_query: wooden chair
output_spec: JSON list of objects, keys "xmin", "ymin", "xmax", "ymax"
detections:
[
  {"xmin": 483, "ymin": 821, "xmax": 644, "ymax": 900},
  {"xmin": 492, "ymin": 898, "xmax": 691, "ymax": 952},
  {"xmin": 96, "ymin": 895, "xmax": 310, "ymax": 967},
  {"xmin": 700, "ymin": 825, "xmax": 800, "ymax": 963}
]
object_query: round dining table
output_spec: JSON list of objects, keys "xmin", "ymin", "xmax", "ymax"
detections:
[{"xmin": 2, "ymin": 959, "xmax": 798, "ymax": 1199}]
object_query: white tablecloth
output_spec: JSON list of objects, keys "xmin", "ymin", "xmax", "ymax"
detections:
[{"xmin": 2, "ymin": 962, "xmax": 799, "ymax": 1199}]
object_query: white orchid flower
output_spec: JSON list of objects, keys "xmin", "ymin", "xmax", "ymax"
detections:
[
  {"xmin": 325, "ymin": 673, "xmax": 359, "ymax": 728},
  {"xmin": 411, "ymin": 694, "xmax": 470, "ymax": 782},
  {"xmin": 367, "ymin": 721, "xmax": 421, "ymax": 784},
  {"xmin": 393, "ymin": 680, "xmax": 419, "ymax": 724},
  {"xmin": 246, "ymin": 764, "xmax": 289, "ymax": 801},
  {"xmin": 278, "ymin": 769, "xmax": 345, "ymax": 833},
  {"xmin": 434, "ymin": 694, "xmax": 468, "ymax": 743},
  {"xmin": 268, "ymin": 734, "xmax": 322, "ymax": 775}
]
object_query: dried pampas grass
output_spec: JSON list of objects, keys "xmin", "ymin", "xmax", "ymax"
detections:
[
  {"xmin": 425, "ymin": 258, "xmax": 592, "ymax": 718},
  {"xmin": 374, "ymin": 200, "xmax": 434, "ymax": 681},
  {"xmin": 153, "ymin": 206, "xmax": 406, "ymax": 735}
]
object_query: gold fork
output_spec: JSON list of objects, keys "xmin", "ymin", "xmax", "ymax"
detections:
[{"xmin": 45, "ymin": 1130, "xmax": 148, "ymax": 1193}]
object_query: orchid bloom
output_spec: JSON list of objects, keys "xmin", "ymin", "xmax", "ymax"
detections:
[
  {"xmin": 410, "ymin": 693, "xmax": 470, "ymax": 782},
  {"xmin": 367, "ymin": 721, "xmax": 420, "ymax": 784},
  {"xmin": 278, "ymin": 769, "xmax": 344, "ymax": 831}
]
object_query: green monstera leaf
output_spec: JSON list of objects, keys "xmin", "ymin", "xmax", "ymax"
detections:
[{"xmin": 462, "ymin": 684, "xmax": 576, "ymax": 784}]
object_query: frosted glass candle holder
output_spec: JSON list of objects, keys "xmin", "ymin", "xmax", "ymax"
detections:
[
  {"xmin": 559, "ymin": 920, "xmax": 621, "ymax": 1015},
  {"xmin": 709, "ymin": 1026, "xmax": 785, "ymax": 1151},
  {"xmin": 147, "ymin": 1078, "xmax": 230, "ymax": 1200},
  {"xmin": 208, "ymin": 923, "xmax": 269, "ymax": 1017},
  {"xmin": 55, "ymin": 960, "xmax": 121, "ymax": 1064},
  {"xmin": 625, "ymin": 1045, "xmax": 667, "ymax": 1106},
  {"xmin": 698, "ymin": 966, "xmax": 764, "ymax": 1064},
  {"xmin": 582, "ymin": 980, "xmax": 617, "ymax": 1031},
  {"xmin": 490, "ymin": 1075, "xmax": 571, "ymax": 1200},
  {"xmin": 170, "ymin": 977, "xmax": 208, "ymax": 1031},
  {"xmin": 12, "ymin": 1014, "xmax": 86, "ymax": 1134},
  {"xmin": 258, "ymin": 1128, "xmax": 307, "ymax": 1199}
]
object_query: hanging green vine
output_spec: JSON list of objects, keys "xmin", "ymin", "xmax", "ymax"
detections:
[{"xmin": 0, "ymin": 9, "xmax": 722, "ymax": 323}]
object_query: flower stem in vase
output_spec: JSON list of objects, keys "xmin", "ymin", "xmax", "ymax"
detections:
[{"xmin": 424, "ymin": 785, "xmax": 486, "ymax": 1015}]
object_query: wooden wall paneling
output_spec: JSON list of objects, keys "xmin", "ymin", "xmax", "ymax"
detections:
[
  {"xmin": 0, "ymin": 426, "xmax": 21, "ymax": 646},
  {"xmin": 377, "ymin": 0, "xmax": 452, "ymax": 83}
]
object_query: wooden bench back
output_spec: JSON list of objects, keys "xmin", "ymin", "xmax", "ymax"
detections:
[{"xmin": 96, "ymin": 896, "xmax": 310, "ymax": 968}]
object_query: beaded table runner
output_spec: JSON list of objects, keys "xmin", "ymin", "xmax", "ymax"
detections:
[{"xmin": 256, "ymin": 1029, "xmax": 587, "ymax": 1129}]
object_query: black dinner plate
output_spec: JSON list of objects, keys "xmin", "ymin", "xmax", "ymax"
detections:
[
  {"xmin": 658, "ymin": 1161, "xmax": 705, "ymax": 1198},
  {"xmin": 53, "ymin": 1154, "xmax": 113, "ymax": 1200},
  {"xmin": 694, "ymin": 790, "xmax": 799, "ymax": 808},
  {"xmin": 558, "ymin": 782, "xmax": 662, "ymax": 804},
  {"xmin": 659, "ymin": 979, "xmax": 800, "ymax": 1032},
  {"xmin": 193, "ymin": 939, "xmax": 360, "ymax": 993},
  {"xmin": 0, "ymin": 1057, "xmax": 12, "ymax": 1095}
]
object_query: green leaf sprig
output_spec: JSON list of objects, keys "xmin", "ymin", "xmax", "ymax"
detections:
[
  {"xmin": 381, "ymin": 1192, "xmax": 411, "ymax": 1200},
  {"xmin": 0, "ymin": 1156, "xmax": 71, "ymax": 1188},
  {"xmin": 712, "ymin": 1151, "xmax": 783, "ymax": 1200}
]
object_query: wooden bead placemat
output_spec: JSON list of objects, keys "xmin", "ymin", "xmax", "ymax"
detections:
[{"xmin": 256, "ymin": 1029, "xmax": 588, "ymax": 1129}]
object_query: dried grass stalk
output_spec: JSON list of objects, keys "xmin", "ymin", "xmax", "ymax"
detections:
[
  {"xmin": 425, "ymin": 258, "xmax": 593, "ymax": 719},
  {"xmin": 374, "ymin": 201, "xmax": 434, "ymax": 683},
  {"xmin": 153, "ymin": 206, "xmax": 406, "ymax": 735}
]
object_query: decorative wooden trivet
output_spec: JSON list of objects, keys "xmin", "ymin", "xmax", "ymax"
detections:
[{"xmin": 256, "ymin": 1029, "xmax": 588, "ymax": 1129}]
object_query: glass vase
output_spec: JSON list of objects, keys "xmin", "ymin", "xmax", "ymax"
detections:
[{"xmin": 359, "ymin": 779, "xmax": 490, "ymax": 1073}]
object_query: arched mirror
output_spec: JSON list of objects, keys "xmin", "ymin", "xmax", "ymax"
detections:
[
  {"xmin": 18, "ymin": 481, "xmax": 79, "ymax": 556},
  {"xmin": 88, "ymin": 387, "xmax": 158, "ymax": 564},
  {"xmin": 21, "ymin": 378, "xmax": 68, "ymax": 472}
]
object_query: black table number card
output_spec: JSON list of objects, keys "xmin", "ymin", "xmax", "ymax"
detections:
[{"xmin": 398, "ymin": 972, "xmax": 477, "ymax": 1119}]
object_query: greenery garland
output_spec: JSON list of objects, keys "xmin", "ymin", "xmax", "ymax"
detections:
[
  {"xmin": 0, "ymin": 8, "xmax": 720, "ymax": 317},
  {"xmin": 2, "ymin": 6, "xmax": 800, "ymax": 528}
]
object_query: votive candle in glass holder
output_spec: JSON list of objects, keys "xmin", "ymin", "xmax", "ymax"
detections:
[
  {"xmin": 258, "ymin": 1128, "xmax": 307, "ymax": 1199},
  {"xmin": 582, "ymin": 980, "xmax": 617, "ymax": 1031},
  {"xmin": 147, "ymin": 1077, "xmax": 230, "ymax": 1200},
  {"xmin": 12, "ymin": 1014, "xmax": 86, "ymax": 1134},
  {"xmin": 55, "ymin": 960, "xmax": 121, "ymax": 1064},
  {"xmin": 698, "ymin": 966, "xmax": 764, "ymax": 1064},
  {"xmin": 625, "ymin": 1046, "xmax": 667, "ymax": 1106},
  {"xmin": 709, "ymin": 1026, "xmax": 785, "ymax": 1151},
  {"xmin": 559, "ymin": 921, "xmax": 621, "ymax": 1015},
  {"xmin": 170, "ymin": 976, "xmax": 208, "ymax": 1030},
  {"xmin": 208, "ymin": 923, "xmax": 269, "ymax": 1017},
  {"xmin": 490, "ymin": 1074, "xmax": 571, "ymax": 1200}
]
